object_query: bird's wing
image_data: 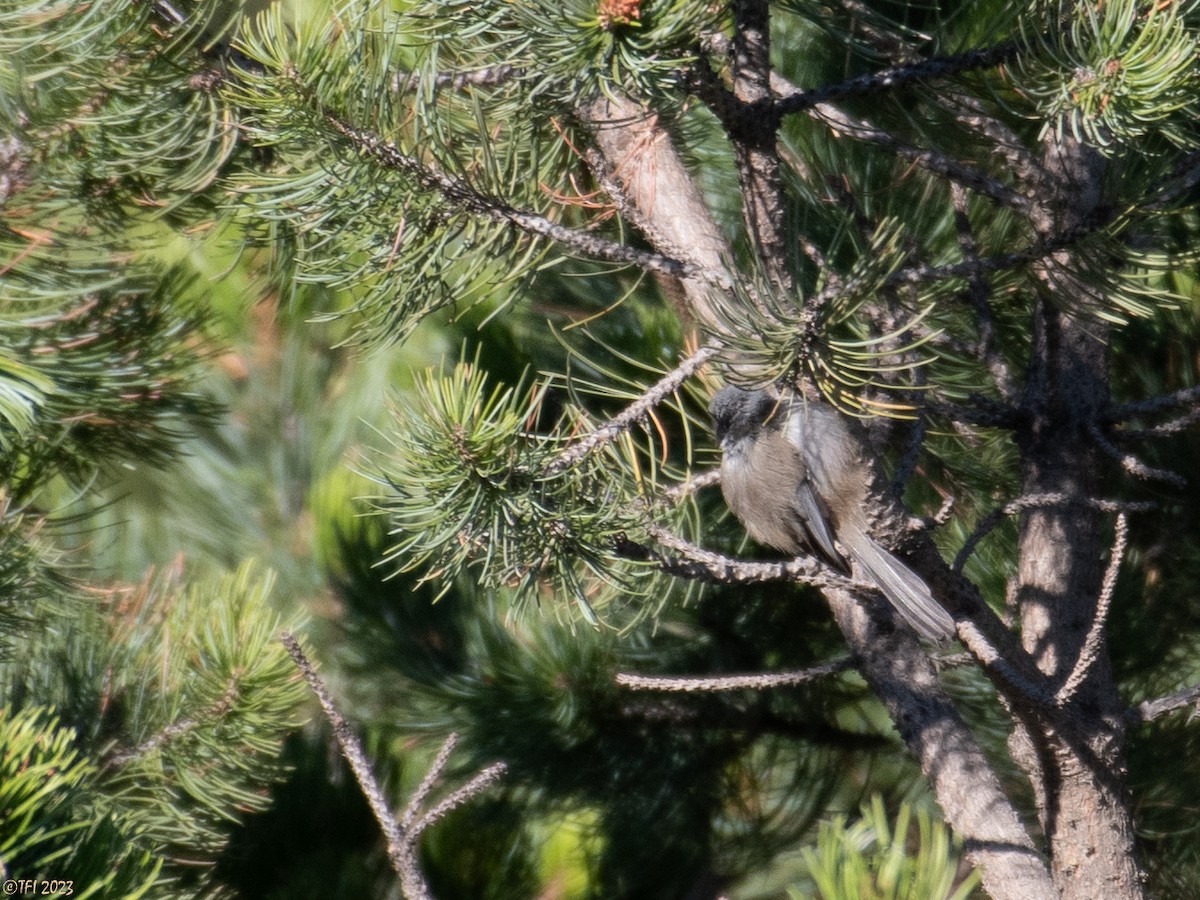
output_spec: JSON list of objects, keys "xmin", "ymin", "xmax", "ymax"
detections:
[{"xmin": 794, "ymin": 479, "xmax": 841, "ymax": 564}]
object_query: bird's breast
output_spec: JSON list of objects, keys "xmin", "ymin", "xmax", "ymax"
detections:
[{"xmin": 720, "ymin": 433, "xmax": 809, "ymax": 554}]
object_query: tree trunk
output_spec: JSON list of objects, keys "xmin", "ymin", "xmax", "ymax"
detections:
[
  {"xmin": 1011, "ymin": 302, "xmax": 1144, "ymax": 900},
  {"xmin": 1007, "ymin": 138, "xmax": 1146, "ymax": 899},
  {"xmin": 827, "ymin": 591, "xmax": 1058, "ymax": 900}
]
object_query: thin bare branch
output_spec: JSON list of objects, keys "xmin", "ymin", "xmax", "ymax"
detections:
[
  {"xmin": 1056, "ymin": 513, "xmax": 1127, "ymax": 706},
  {"xmin": 392, "ymin": 63, "xmax": 520, "ymax": 93},
  {"xmin": 810, "ymin": 103, "xmax": 1033, "ymax": 216},
  {"xmin": 729, "ymin": 0, "xmax": 790, "ymax": 282},
  {"xmin": 1088, "ymin": 421, "xmax": 1187, "ymax": 487},
  {"xmin": 1126, "ymin": 681, "xmax": 1200, "ymax": 726},
  {"xmin": 954, "ymin": 493, "xmax": 1155, "ymax": 572},
  {"xmin": 1107, "ymin": 383, "xmax": 1200, "ymax": 422},
  {"xmin": 399, "ymin": 733, "xmax": 458, "ymax": 833},
  {"xmin": 1119, "ymin": 407, "xmax": 1200, "ymax": 438},
  {"xmin": 280, "ymin": 632, "xmax": 408, "ymax": 874},
  {"xmin": 773, "ymin": 41, "xmax": 1019, "ymax": 116},
  {"xmin": 410, "ymin": 762, "xmax": 508, "ymax": 837},
  {"xmin": 938, "ymin": 93, "xmax": 1047, "ymax": 203},
  {"xmin": 662, "ymin": 468, "xmax": 722, "ymax": 505},
  {"xmin": 617, "ymin": 657, "xmax": 854, "ymax": 692},
  {"xmin": 700, "ymin": 32, "xmax": 1033, "ymax": 217},
  {"xmin": 955, "ymin": 618, "xmax": 1056, "ymax": 708},
  {"xmin": 621, "ymin": 523, "xmax": 862, "ymax": 592},
  {"xmin": 281, "ymin": 633, "xmax": 506, "ymax": 900},
  {"xmin": 104, "ymin": 675, "xmax": 241, "ymax": 770}
]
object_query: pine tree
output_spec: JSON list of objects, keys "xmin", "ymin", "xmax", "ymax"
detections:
[{"xmin": 3, "ymin": 1, "xmax": 1200, "ymax": 899}]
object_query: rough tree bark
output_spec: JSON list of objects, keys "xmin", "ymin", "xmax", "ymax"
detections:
[{"xmin": 1006, "ymin": 139, "xmax": 1145, "ymax": 900}]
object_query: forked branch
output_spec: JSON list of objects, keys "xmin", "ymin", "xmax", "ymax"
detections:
[{"xmin": 281, "ymin": 632, "xmax": 506, "ymax": 900}]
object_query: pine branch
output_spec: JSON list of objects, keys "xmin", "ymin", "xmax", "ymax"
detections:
[
  {"xmin": 1107, "ymin": 383, "xmax": 1200, "ymax": 422},
  {"xmin": 546, "ymin": 342, "xmax": 718, "ymax": 475},
  {"xmin": 581, "ymin": 91, "xmax": 736, "ymax": 333},
  {"xmin": 949, "ymin": 182, "xmax": 1017, "ymax": 399},
  {"xmin": 729, "ymin": 0, "xmax": 790, "ymax": 283},
  {"xmin": 938, "ymin": 92, "xmax": 1048, "ymax": 202},
  {"xmin": 1117, "ymin": 407, "xmax": 1200, "ymax": 439},
  {"xmin": 660, "ymin": 468, "xmax": 722, "ymax": 505},
  {"xmin": 887, "ymin": 212, "xmax": 1112, "ymax": 288},
  {"xmin": 820, "ymin": 584, "xmax": 1057, "ymax": 899},
  {"xmin": 322, "ymin": 113, "xmax": 690, "ymax": 280},
  {"xmin": 699, "ymin": 32, "xmax": 1032, "ymax": 216},
  {"xmin": 103, "ymin": 675, "xmax": 241, "ymax": 770},
  {"xmin": 392, "ymin": 63, "xmax": 521, "ymax": 93},
  {"xmin": 280, "ymin": 632, "xmax": 405, "ymax": 856},
  {"xmin": 409, "ymin": 762, "xmax": 507, "ymax": 838},
  {"xmin": 771, "ymin": 41, "xmax": 1020, "ymax": 117}
]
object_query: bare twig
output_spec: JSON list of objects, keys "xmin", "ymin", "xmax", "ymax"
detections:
[
  {"xmin": 772, "ymin": 41, "xmax": 1019, "ymax": 117},
  {"xmin": 279, "ymin": 632, "xmax": 406, "ymax": 868},
  {"xmin": 953, "ymin": 493, "xmax": 1155, "ymax": 573},
  {"xmin": 620, "ymin": 523, "xmax": 862, "ymax": 592},
  {"xmin": 104, "ymin": 676, "xmax": 242, "ymax": 770},
  {"xmin": 729, "ymin": 0, "xmax": 790, "ymax": 283},
  {"xmin": 1056, "ymin": 513, "xmax": 1127, "ymax": 706},
  {"xmin": 1118, "ymin": 408, "xmax": 1200, "ymax": 439},
  {"xmin": 938, "ymin": 92, "xmax": 1047, "ymax": 206},
  {"xmin": 616, "ymin": 657, "xmax": 855, "ymax": 692},
  {"xmin": 280, "ymin": 632, "xmax": 506, "ymax": 900},
  {"xmin": 392, "ymin": 63, "xmax": 520, "ymax": 93},
  {"xmin": 399, "ymin": 733, "xmax": 459, "ymax": 833},
  {"xmin": 955, "ymin": 618, "xmax": 1056, "ymax": 708},
  {"xmin": 410, "ymin": 762, "xmax": 508, "ymax": 837},
  {"xmin": 1088, "ymin": 421, "xmax": 1187, "ymax": 487},
  {"xmin": 661, "ymin": 468, "xmax": 722, "ymax": 505},
  {"xmin": 698, "ymin": 31, "xmax": 1030, "ymax": 219},
  {"xmin": 547, "ymin": 343, "xmax": 718, "ymax": 475},
  {"xmin": 1126, "ymin": 681, "xmax": 1200, "ymax": 726},
  {"xmin": 810, "ymin": 103, "xmax": 1033, "ymax": 216},
  {"xmin": 1107, "ymin": 383, "xmax": 1200, "ymax": 422}
]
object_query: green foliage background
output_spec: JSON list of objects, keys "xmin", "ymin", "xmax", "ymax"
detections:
[{"xmin": 1, "ymin": 0, "xmax": 1199, "ymax": 897}]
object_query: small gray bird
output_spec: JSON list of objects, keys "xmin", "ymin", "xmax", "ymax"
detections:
[{"xmin": 710, "ymin": 386, "xmax": 955, "ymax": 642}]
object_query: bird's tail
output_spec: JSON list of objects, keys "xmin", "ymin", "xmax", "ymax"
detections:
[{"xmin": 842, "ymin": 527, "xmax": 955, "ymax": 642}]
